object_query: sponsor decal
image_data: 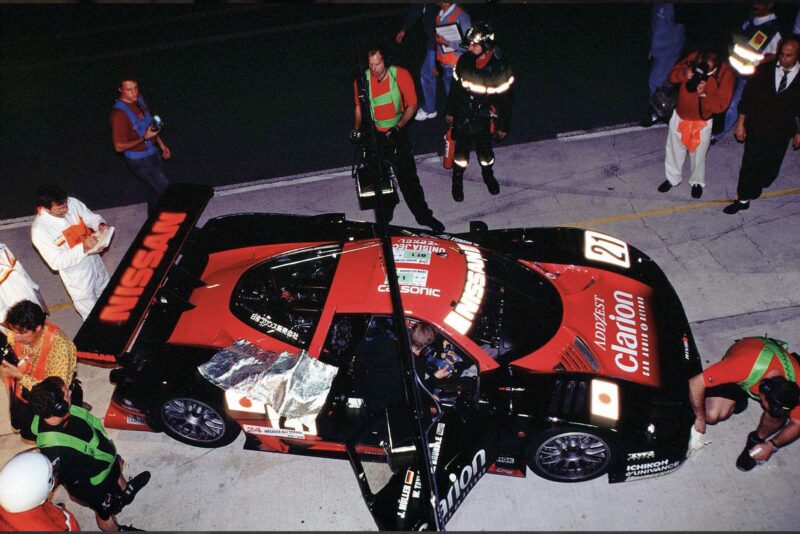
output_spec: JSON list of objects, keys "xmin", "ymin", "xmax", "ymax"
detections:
[
  {"xmin": 443, "ymin": 244, "xmax": 486, "ymax": 335},
  {"xmin": 496, "ymin": 456, "xmax": 515, "ymax": 464},
  {"xmin": 625, "ymin": 458, "xmax": 681, "ymax": 479},
  {"xmin": 430, "ymin": 423, "xmax": 446, "ymax": 469},
  {"xmin": 249, "ymin": 312, "xmax": 300, "ymax": 340},
  {"xmin": 584, "ymin": 231, "xmax": 630, "ymax": 268},
  {"xmin": 610, "ymin": 290, "xmax": 652, "ymax": 378},
  {"xmin": 627, "ymin": 450, "xmax": 656, "ymax": 461},
  {"xmin": 437, "ymin": 449, "xmax": 487, "ymax": 521},
  {"xmin": 242, "ymin": 424, "xmax": 305, "ymax": 440},
  {"xmin": 378, "ymin": 268, "xmax": 441, "ymax": 297},
  {"xmin": 99, "ymin": 212, "xmax": 187, "ymax": 323},
  {"xmin": 682, "ymin": 336, "xmax": 690, "ymax": 360},
  {"xmin": 593, "ymin": 294, "xmax": 607, "ymax": 350}
]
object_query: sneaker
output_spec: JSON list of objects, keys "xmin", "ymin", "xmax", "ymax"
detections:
[
  {"xmin": 639, "ymin": 112, "xmax": 659, "ymax": 128},
  {"xmin": 657, "ymin": 180, "xmax": 673, "ymax": 193},
  {"xmin": 691, "ymin": 184, "xmax": 703, "ymax": 199},
  {"xmin": 414, "ymin": 109, "xmax": 437, "ymax": 121},
  {"xmin": 120, "ymin": 471, "xmax": 151, "ymax": 506},
  {"xmin": 723, "ymin": 200, "xmax": 750, "ymax": 214}
]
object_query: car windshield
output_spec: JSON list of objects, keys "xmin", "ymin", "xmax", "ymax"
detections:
[
  {"xmin": 230, "ymin": 244, "xmax": 342, "ymax": 348},
  {"xmin": 464, "ymin": 249, "xmax": 562, "ymax": 361}
]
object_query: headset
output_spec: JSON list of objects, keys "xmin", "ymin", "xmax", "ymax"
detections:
[
  {"xmin": 759, "ymin": 375, "xmax": 800, "ymax": 419},
  {"xmin": 43, "ymin": 381, "xmax": 70, "ymax": 418}
]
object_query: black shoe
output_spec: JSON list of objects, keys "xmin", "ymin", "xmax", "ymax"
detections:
[
  {"xmin": 691, "ymin": 184, "xmax": 703, "ymax": 199},
  {"xmin": 120, "ymin": 471, "xmax": 151, "ymax": 506},
  {"xmin": 481, "ymin": 168, "xmax": 500, "ymax": 195},
  {"xmin": 419, "ymin": 216, "xmax": 445, "ymax": 234},
  {"xmin": 723, "ymin": 201, "xmax": 749, "ymax": 214},
  {"xmin": 657, "ymin": 180, "xmax": 673, "ymax": 193},
  {"xmin": 735, "ymin": 431, "xmax": 764, "ymax": 472},
  {"xmin": 710, "ymin": 136, "xmax": 719, "ymax": 146},
  {"xmin": 452, "ymin": 178, "xmax": 464, "ymax": 202},
  {"xmin": 118, "ymin": 525, "xmax": 144, "ymax": 531}
]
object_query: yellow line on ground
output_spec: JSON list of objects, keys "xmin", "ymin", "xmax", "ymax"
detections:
[
  {"xmin": 49, "ymin": 302, "xmax": 74, "ymax": 313},
  {"xmin": 563, "ymin": 187, "xmax": 800, "ymax": 229}
]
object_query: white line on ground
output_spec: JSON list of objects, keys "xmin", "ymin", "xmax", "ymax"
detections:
[{"xmin": 557, "ymin": 121, "xmax": 666, "ymax": 141}]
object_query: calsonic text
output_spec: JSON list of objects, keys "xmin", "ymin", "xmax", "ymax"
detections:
[
  {"xmin": 438, "ymin": 449, "xmax": 487, "ymax": 520},
  {"xmin": 378, "ymin": 284, "xmax": 441, "ymax": 297},
  {"xmin": 444, "ymin": 244, "xmax": 486, "ymax": 335},
  {"xmin": 99, "ymin": 212, "xmax": 186, "ymax": 323},
  {"xmin": 609, "ymin": 290, "xmax": 651, "ymax": 377}
]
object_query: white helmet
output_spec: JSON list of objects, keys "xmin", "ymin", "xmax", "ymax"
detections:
[{"xmin": 0, "ymin": 449, "xmax": 55, "ymax": 513}]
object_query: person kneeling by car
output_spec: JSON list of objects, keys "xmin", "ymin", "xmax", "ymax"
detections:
[
  {"xmin": 689, "ymin": 336, "xmax": 800, "ymax": 471},
  {"xmin": 29, "ymin": 376, "xmax": 151, "ymax": 531}
]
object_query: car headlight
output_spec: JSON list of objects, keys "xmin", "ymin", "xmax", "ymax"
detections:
[{"xmin": 590, "ymin": 379, "xmax": 619, "ymax": 421}]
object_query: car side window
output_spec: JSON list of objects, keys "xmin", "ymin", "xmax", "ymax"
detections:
[{"xmin": 230, "ymin": 244, "xmax": 342, "ymax": 348}]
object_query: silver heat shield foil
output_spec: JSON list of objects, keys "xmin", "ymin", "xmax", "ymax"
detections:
[{"xmin": 198, "ymin": 339, "xmax": 338, "ymax": 420}]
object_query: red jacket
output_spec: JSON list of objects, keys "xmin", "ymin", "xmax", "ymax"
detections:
[
  {"xmin": 0, "ymin": 501, "xmax": 80, "ymax": 531},
  {"xmin": 669, "ymin": 51, "xmax": 735, "ymax": 121}
]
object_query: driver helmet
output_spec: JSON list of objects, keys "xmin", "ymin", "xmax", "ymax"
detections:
[{"xmin": 0, "ymin": 449, "xmax": 56, "ymax": 513}]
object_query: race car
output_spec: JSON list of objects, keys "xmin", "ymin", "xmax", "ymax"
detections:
[{"xmin": 75, "ymin": 184, "xmax": 703, "ymax": 530}]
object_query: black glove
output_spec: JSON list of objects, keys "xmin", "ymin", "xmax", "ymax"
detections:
[
  {"xmin": 384, "ymin": 125, "xmax": 400, "ymax": 142},
  {"xmin": 349, "ymin": 129, "xmax": 363, "ymax": 144}
]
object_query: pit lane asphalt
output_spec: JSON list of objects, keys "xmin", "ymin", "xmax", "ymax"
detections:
[{"xmin": 1, "ymin": 123, "xmax": 799, "ymax": 530}]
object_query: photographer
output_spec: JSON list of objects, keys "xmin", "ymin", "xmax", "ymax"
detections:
[
  {"xmin": 111, "ymin": 76, "xmax": 171, "ymax": 216},
  {"xmin": 657, "ymin": 48, "xmax": 734, "ymax": 199},
  {"xmin": 352, "ymin": 46, "xmax": 445, "ymax": 233},
  {"xmin": 0, "ymin": 300, "xmax": 78, "ymax": 440}
]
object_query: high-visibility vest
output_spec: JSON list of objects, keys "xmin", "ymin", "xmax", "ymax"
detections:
[
  {"xmin": 366, "ymin": 66, "xmax": 402, "ymax": 130},
  {"xmin": 735, "ymin": 337, "xmax": 797, "ymax": 399},
  {"xmin": 6, "ymin": 322, "xmax": 59, "ymax": 400},
  {"xmin": 113, "ymin": 96, "xmax": 158, "ymax": 160},
  {"xmin": 32, "ymin": 405, "xmax": 117, "ymax": 486},
  {"xmin": 435, "ymin": 5, "xmax": 465, "ymax": 66}
]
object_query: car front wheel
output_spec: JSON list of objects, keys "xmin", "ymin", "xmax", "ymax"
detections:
[
  {"xmin": 154, "ymin": 395, "xmax": 241, "ymax": 448},
  {"xmin": 527, "ymin": 428, "xmax": 612, "ymax": 482}
]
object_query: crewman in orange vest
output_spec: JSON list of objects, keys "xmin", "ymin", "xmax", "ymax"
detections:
[{"xmin": 0, "ymin": 300, "xmax": 78, "ymax": 440}]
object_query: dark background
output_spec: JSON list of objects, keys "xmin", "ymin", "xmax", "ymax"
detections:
[{"xmin": 2, "ymin": 2, "xmax": 798, "ymax": 220}]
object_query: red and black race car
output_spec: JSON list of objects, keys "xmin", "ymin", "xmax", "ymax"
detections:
[{"xmin": 75, "ymin": 184, "xmax": 702, "ymax": 530}]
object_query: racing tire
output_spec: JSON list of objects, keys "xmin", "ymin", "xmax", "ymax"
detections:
[
  {"xmin": 152, "ymin": 394, "xmax": 241, "ymax": 448},
  {"xmin": 527, "ymin": 427, "xmax": 613, "ymax": 483}
]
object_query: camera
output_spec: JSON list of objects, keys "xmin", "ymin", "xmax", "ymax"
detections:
[
  {"xmin": 685, "ymin": 61, "xmax": 711, "ymax": 93},
  {"xmin": 1, "ymin": 344, "xmax": 19, "ymax": 366},
  {"xmin": 151, "ymin": 114, "xmax": 164, "ymax": 132}
]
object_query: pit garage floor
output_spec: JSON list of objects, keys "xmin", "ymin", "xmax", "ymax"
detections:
[{"xmin": 2, "ymin": 124, "xmax": 799, "ymax": 530}]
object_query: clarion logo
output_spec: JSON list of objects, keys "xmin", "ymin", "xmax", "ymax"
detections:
[
  {"xmin": 609, "ymin": 290, "xmax": 652, "ymax": 377},
  {"xmin": 437, "ymin": 449, "xmax": 486, "ymax": 520},
  {"xmin": 99, "ymin": 212, "xmax": 187, "ymax": 323}
]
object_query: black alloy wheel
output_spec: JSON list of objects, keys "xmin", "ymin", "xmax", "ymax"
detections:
[
  {"xmin": 527, "ymin": 427, "xmax": 613, "ymax": 482},
  {"xmin": 155, "ymin": 395, "xmax": 241, "ymax": 448}
]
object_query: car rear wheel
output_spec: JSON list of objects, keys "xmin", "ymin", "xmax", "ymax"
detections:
[
  {"xmin": 154, "ymin": 395, "xmax": 241, "ymax": 448},
  {"xmin": 527, "ymin": 428, "xmax": 612, "ymax": 482}
]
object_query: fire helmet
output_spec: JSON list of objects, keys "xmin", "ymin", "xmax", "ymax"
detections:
[
  {"xmin": 462, "ymin": 22, "xmax": 495, "ymax": 51},
  {"xmin": 0, "ymin": 450, "xmax": 56, "ymax": 513}
]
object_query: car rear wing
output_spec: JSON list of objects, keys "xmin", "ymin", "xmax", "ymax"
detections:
[{"xmin": 74, "ymin": 183, "xmax": 214, "ymax": 365}]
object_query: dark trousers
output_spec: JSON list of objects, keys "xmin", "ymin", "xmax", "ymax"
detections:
[
  {"xmin": 737, "ymin": 137, "xmax": 790, "ymax": 201},
  {"xmin": 125, "ymin": 152, "xmax": 171, "ymax": 215},
  {"xmin": 378, "ymin": 132, "xmax": 434, "ymax": 224},
  {"xmin": 453, "ymin": 119, "xmax": 495, "ymax": 171}
]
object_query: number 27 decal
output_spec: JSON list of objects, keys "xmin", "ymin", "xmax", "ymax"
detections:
[{"xmin": 584, "ymin": 230, "xmax": 630, "ymax": 268}]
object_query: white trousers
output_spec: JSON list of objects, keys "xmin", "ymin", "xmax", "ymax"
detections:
[{"xmin": 664, "ymin": 110, "xmax": 713, "ymax": 187}]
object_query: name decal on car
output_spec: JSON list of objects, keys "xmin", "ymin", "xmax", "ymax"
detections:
[
  {"xmin": 610, "ymin": 290, "xmax": 651, "ymax": 377},
  {"xmin": 444, "ymin": 244, "xmax": 486, "ymax": 335},
  {"xmin": 99, "ymin": 212, "xmax": 187, "ymax": 323}
]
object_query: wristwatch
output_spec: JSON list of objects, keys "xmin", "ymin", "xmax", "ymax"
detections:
[{"xmin": 768, "ymin": 439, "xmax": 780, "ymax": 452}]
